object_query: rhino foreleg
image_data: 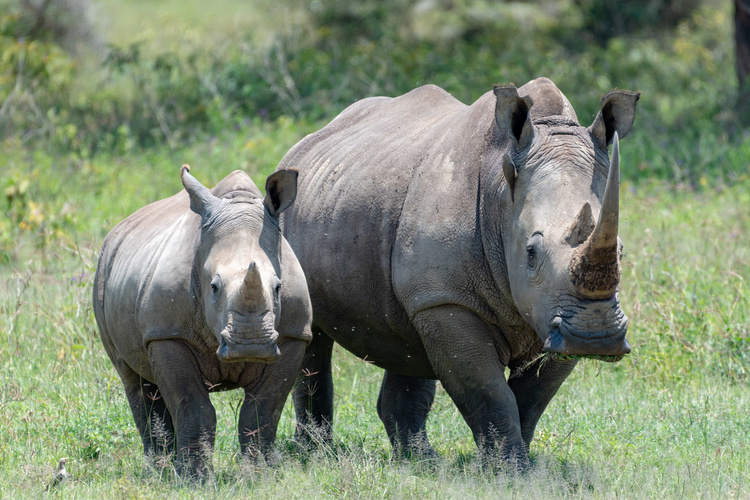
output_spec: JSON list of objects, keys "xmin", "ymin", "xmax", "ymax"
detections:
[
  {"xmin": 117, "ymin": 360, "xmax": 175, "ymax": 458},
  {"xmin": 414, "ymin": 305, "xmax": 527, "ymax": 467},
  {"xmin": 147, "ymin": 340, "xmax": 217, "ymax": 479},
  {"xmin": 293, "ymin": 328, "xmax": 335, "ymax": 446},
  {"xmin": 376, "ymin": 370, "xmax": 437, "ymax": 459},
  {"xmin": 239, "ymin": 339, "xmax": 306, "ymax": 459},
  {"xmin": 508, "ymin": 355, "xmax": 577, "ymax": 447}
]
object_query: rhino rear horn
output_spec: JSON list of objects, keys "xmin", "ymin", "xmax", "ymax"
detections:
[
  {"xmin": 564, "ymin": 201, "xmax": 595, "ymax": 246},
  {"xmin": 264, "ymin": 169, "xmax": 299, "ymax": 217},
  {"xmin": 494, "ymin": 85, "xmax": 534, "ymax": 149},
  {"xmin": 181, "ymin": 165, "xmax": 220, "ymax": 217},
  {"xmin": 588, "ymin": 90, "xmax": 640, "ymax": 147}
]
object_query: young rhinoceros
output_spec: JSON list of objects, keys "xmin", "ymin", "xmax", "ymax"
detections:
[{"xmin": 94, "ymin": 166, "xmax": 312, "ymax": 477}]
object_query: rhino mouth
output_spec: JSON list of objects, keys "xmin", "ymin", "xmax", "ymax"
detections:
[
  {"xmin": 542, "ymin": 299, "xmax": 630, "ymax": 362},
  {"xmin": 216, "ymin": 311, "xmax": 281, "ymax": 363}
]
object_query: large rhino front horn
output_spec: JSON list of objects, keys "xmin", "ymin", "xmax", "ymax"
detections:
[{"xmin": 569, "ymin": 133, "xmax": 621, "ymax": 299}]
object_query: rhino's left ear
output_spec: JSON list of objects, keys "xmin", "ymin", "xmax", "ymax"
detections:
[
  {"xmin": 181, "ymin": 165, "xmax": 220, "ymax": 217},
  {"xmin": 588, "ymin": 90, "xmax": 641, "ymax": 147},
  {"xmin": 494, "ymin": 84, "xmax": 534, "ymax": 149},
  {"xmin": 264, "ymin": 169, "xmax": 298, "ymax": 217}
]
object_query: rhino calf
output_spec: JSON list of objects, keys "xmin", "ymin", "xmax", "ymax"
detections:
[{"xmin": 94, "ymin": 166, "xmax": 312, "ymax": 477}]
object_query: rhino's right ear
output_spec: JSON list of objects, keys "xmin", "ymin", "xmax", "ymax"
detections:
[
  {"xmin": 494, "ymin": 84, "xmax": 534, "ymax": 149},
  {"xmin": 181, "ymin": 165, "xmax": 219, "ymax": 216},
  {"xmin": 264, "ymin": 169, "xmax": 298, "ymax": 217},
  {"xmin": 588, "ymin": 90, "xmax": 640, "ymax": 147}
]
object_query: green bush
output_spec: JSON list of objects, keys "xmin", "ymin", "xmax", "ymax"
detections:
[
  {"xmin": 573, "ymin": 0, "xmax": 702, "ymax": 44},
  {"xmin": 0, "ymin": 0, "xmax": 745, "ymax": 186}
]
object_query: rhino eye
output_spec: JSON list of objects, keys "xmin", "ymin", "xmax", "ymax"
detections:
[
  {"xmin": 526, "ymin": 245, "xmax": 536, "ymax": 267},
  {"xmin": 210, "ymin": 275, "xmax": 222, "ymax": 300},
  {"xmin": 526, "ymin": 233, "xmax": 544, "ymax": 271}
]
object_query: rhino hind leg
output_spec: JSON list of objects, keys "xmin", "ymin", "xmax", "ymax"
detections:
[
  {"xmin": 508, "ymin": 356, "xmax": 578, "ymax": 447},
  {"xmin": 147, "ymin": 340, "xmax": 217, "ymax": 479},
  {"xmin": 376, "ymin": 370, "xmax": 437, "ymax": 460},
  {"xmin": 293, "ymin": 327, "xmax": 335, "ymax": 447},
  {"xmin": 117, "ymin": 360, "xmax": 176, "ymax": 458}
]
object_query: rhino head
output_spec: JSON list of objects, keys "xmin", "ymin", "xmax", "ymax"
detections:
[
  {"xmin": 181, "ymin": 165, "xmax": 298, "ymax": 363},
  {"xmin": 493, "ymin": 78, "xmax": 639, "ymax": 360}
]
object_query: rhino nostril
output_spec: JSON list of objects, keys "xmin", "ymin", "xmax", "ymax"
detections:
[{"xmin": 549, "ymin": 316, "xmax": 562, "ymax": 330}]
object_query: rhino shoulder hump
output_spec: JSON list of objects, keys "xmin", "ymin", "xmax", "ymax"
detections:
[{"xmin": 211, "ymin": 170, "xmax": 262, "ymax": 199}]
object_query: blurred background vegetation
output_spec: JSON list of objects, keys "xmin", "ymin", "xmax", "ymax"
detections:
[
  {"xmin": 2, "ymin": 0, "xmax": 748, "ymax": 265},
  {"xmin": 0, "ymin": 0, "xmax": 745, "ymax": 153},
  {"xmin": 0, "ymin": 0, "xmax": 748, "ymax": 260}
]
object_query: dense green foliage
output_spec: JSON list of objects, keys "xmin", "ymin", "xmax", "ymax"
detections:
[
  {"xmin": 0, "ymin": 0, "xmax": 747, "ymax": 182},
  {"xmin": 0, "ymin": 0, "xmax": 748, "ymax": 497}
]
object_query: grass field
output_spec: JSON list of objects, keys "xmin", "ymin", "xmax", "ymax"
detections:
[
  {"xmin": 1, "ymin": 0, "xmax": 749, "ymax": 497},
  {"xmin": 1, "ymin": 121, "xmax": 748, "ymax": 497}
]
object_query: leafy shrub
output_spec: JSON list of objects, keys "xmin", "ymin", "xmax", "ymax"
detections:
[
  {"xmin": 573, "ymin": 0, "xmax": 702, "ymax": 44},
  {"xmin": 0, "ymin": 0, "xmax": 100, "ymax": 53},
  {"xmin": 0, "ymin": 0, "xmax": 744, "ymax": 187}
]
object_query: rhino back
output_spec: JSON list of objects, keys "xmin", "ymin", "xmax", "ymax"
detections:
[{"xmin": 279, "ymin": 86, "xmax": 507, "ymax": 373}]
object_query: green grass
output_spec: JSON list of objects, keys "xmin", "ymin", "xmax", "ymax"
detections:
[{"xmin": 1, "ymin": 122, "xmax": 748, "ymax": 496}]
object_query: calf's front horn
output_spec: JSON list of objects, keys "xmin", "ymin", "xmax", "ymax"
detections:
[
  {"xmin": 242, "ymin": 261, "xmax": 264, "ymax": 305},
  {"xmin": 569, "ymin": 132, "xmax": 621, "ymax": 299}
]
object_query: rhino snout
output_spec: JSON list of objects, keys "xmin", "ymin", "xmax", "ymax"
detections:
[
  {"xmin": 216, "ymin": 311, "xmax": 281, "ymax": 363},
  {"xmin": 542, "ymin": 307, "xmax": 630, "ymax": 361}
]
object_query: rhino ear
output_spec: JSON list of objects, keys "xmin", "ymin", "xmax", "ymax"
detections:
[
  {"xmin": 181, "ymin": 165, "xmax": 220, "ymax": 217},
  {"xmin": 588, "ymin": 90, "xmax": 640, "ymax": 147},
  {"xmin": 494, "ymin": 84, "xmax": 534, "ymax": 149},
  {"xmin": 264, "ymin": 169, "xmax": 298, "ymax": 217}
]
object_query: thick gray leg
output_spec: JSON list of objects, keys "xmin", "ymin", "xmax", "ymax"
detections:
[
  {"xmin": 508, "ymin": 356, "xmax": 578, "ymax": 447},
  {"xmin": 293, "ymin": 327, "xmax": 335, "ymax": 443},
  {"xmin": 148, "ymin": 340, "xmax": 217, "ymax": 478},
  {"xmin": 115, "ymin": 359, "xmax": 175, "ymax": 457},
  {"xmin": 413, "ymin": 305, "xmax": 528, "ymax": 467},
  {"xmin": 377, "ymin": 370, "xmax": 437, "ymax": 459},
  {"xmin": 239, "ymin": 339, "xmax": 306, "ymax": 458}
]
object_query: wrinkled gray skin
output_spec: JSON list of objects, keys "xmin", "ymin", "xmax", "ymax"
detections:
[
  {"xmin": 94, "ymin": 167, "xmax": 312, "ymax": 477},
  {"xmin": 278, "ymin": 77, "xmax": 639, "ymax": 464}
]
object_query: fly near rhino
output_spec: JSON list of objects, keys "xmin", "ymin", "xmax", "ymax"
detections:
[
  {"xmin": 278, "ymin": 77, "xmax": 639, "ymax": 464},
  {"xmin": 94, "ymin": 167, "xmax": 312, "ymax": 477}
]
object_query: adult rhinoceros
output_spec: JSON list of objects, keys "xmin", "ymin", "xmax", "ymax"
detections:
[
  {"xmin": 94, "ymin": 167, "xmax": 312, "ymax": 476},
  {"xmin": 278, "ymin": 77, "xmax": 638, "ymax": 464}
]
